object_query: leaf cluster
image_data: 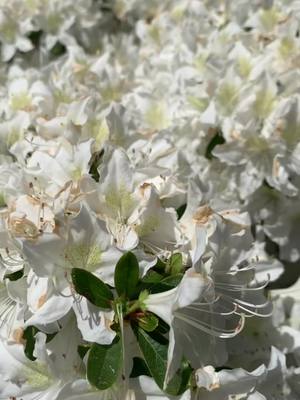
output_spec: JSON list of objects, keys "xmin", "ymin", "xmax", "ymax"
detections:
[{"xmin": 69, "ymin": 251, "xmax": 193, "ymax": 394}]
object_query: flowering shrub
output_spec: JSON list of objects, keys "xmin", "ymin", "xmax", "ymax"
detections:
[{"xmin": 0, "ymin": 0, "xmax": 299, "ymax": 399}]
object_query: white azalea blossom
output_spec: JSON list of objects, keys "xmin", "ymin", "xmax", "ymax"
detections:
[
  {"xmin": 193, "ymin": 364, "xmax": 267, "ymax": 399},
  {"xmin": 0, "ymin": 0, "xmax": 299, "ymax": 398}
]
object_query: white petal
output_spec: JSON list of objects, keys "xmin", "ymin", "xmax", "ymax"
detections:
[{"xmin": 73, "ymin": 298, "xmax": 115, "ymax": 345}]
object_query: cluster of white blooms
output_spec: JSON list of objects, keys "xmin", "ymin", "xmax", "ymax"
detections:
[{"xmin": 0, "ymin": 0, "xmax": 299, "ymax": 399}]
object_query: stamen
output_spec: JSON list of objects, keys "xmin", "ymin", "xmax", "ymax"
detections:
[{"xmin": 175, "ymin": 312, "xmax": 245, "ymax": 338}]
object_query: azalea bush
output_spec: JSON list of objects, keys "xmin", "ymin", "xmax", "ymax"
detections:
[{"xmin": 0, "ymin": 0, "xmax": 300, "ymax": 399}]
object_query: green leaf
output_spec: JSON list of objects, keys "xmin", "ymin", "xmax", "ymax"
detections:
[
  {"xmin": 71, "ymin": 268, "xmax": 113, "ymax": 309},
  {"xmin": 89, "ymin": 149, "xmax": 104, "ymax": 182},
  {"xmin": 23, "ymin": 326, "xmax": 56, "ymax": 361},
  {"xmin": 132, "ymin": 324, "xmax": 168, "ymax": 389},
  {"xmin": 27, "ymin": 30, "xmax": 42, "ymax": 47},
  {"xmin": 150, "ymin": 273, "xmax": 183, "ymax": 294},
  {"xmin": 141, "ymin": 270, "xmax": 164, "ymax": 284},
  {"xmin": 23, "ymin": 326, "xmax": 39, "ymax": 361},
  {"xmin": 130, "ymin": 357, "xmax": 151, "ymax": 378},
  {"xmin": 137, "ymin": 313, "xmax": 159, "ymax": 332},
  {"xmin": 154, "ymin": 258, "xmax": 166, "ymax": 272},
  {"xmin": 165, "ymin": 359, "xmax": 193, "ymax": 396},
  {"xmin": 4, "ymin": 268, "xmax": 24, "ymax": 281},
  {"xmin": 87, "ymin": 336, "xmax": 122, "ymax": 390},
  {"xmin": 114, "ymin": 252, "xmax": 139, "ymax": 299},
  {"xmin": 168, "ymin": 253, "xmax": 183, "ymax": 275},
  {"xmin": 156, "ymin": 317, "xmax": 170, "ymax": 334},
  {"xmin": 205, "ymin": 130, "xmax": 225, "ymax": 160},
  {"xmin": 215, "ymin": 366, "xmax": 233, "ymax": 372},
  {"xmin": 50, "ymin": 41, "xmax": 66, "ymax": 57},
  {"xmin": 176, "ymin": 204, "xmax": 187, "ymax": 220},
  {"xmin": 78, "ymin": 344, "xmax": 90, "ymax": 360},
  {"xmin": 138, "ymin": 289, "xmax": 150, "ymax": 311},
  {"xmin": 46, "ymin": 332, "xmax": 57, "ymax": 343}
]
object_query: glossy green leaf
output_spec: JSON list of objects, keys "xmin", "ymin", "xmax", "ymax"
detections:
[
  {"xmin": 168, "ymin": 253, "xmax": 183, "ymax": 275},
  {"xmin": 141, "ymin": 270, "xmax": 163, "ymax": 284},
  {"xmin": 71, "ymin": 268, "xmax": 113, "ymax": 309},
  {"xmin": 154, "ymin": 258, "xmax": 167, "ymax": 272},
  {"xmin": 23, "ymin": 326, "xmax": 39, "ymax": 361},
  {"xmin": 132, "ymin": 324, "xmax": 168, "ymax": 389},
  {"xmin": 130, "ymin": 357, "xmax": 151, "ymax": 378},
  {"xmin": 87, "ymin": 336, "xmax": 122, "ymax": 390},
  {"xmin": 165, "ymin": 359, "xmax": 193, "ymax": 396},
  {"xmin": 150, "ymin": 273, "xmax": 183, "ymax": 294},
  {"xmin": 114, "ymin": 252, "xmax": 139, "ymax": 299},
  {"xmin": 137, "ymin": 313, "xmax": 159, "ymax": 332}
]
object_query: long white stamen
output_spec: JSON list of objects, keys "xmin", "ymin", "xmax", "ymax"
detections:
[{"xmin": 175, "ymin": 312, "xmax": 245, "ymax": 338}]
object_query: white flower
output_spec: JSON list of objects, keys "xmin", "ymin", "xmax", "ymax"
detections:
[
  {"xmin": 144, "ymin": 268, "xmax": 216, "ymax": 383},
  {"xmin": 0, "ymin": 0, "xmax": 300, "ymax": 397},
  {"xmin": 193, "ymin": 363, "xmax": 266, "ymax": 399}
]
